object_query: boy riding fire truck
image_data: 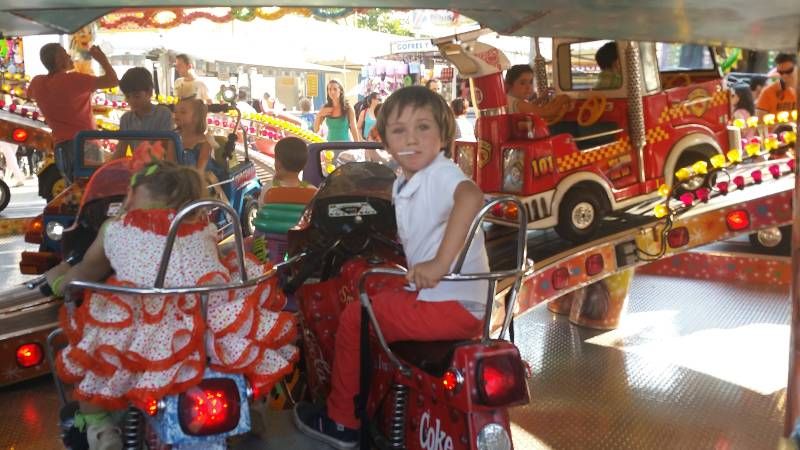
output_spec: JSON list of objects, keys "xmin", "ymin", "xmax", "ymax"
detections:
[{"xmin": 440, "ymin": 33, "xmax": 731, "ymax": 242}]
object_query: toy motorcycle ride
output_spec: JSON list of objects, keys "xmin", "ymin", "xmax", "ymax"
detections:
[
  {"xmin": 283, "ymin": 159, "xmax": 533, "ymax": 449},
  {"xmin": 45, "ymin": 199, "xmax": 300, "ymax": 450},
  {"xmin": 0, "ymin": 153, "xmax": 132, "ymax": 315}
]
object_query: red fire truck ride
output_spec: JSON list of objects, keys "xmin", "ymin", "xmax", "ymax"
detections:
[{"xmin": 442, "ymin": 33, "xmax": 733, "ymax": 242}]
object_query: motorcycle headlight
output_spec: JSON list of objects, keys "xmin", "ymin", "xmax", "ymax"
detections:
[
  {"xmin": 502, "ymin": 148, "xmax": 524, "ymax": 193},
  {"xmin": 45, "ymin": 221, "xmax": 64, "ymax": 241},
  {"xmin": 477, "ymin": 423, "xmax": 511, "ymax": 450}
]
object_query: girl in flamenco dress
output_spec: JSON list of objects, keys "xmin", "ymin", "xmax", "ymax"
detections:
[{"xmin": 51, "ymin": 161, "xmax": 298, "ymax": 450}]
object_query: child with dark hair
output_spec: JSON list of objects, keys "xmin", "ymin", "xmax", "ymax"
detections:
[
  {"xmin": 259, "ymin": 136, "xmax": 315, "ymax": 205},
  {"xmin": 594, "ymin": 41, "xmax": 622, "ymax": 89},
  {"xmin": 53, "ymin": 160, "xmax": 298, "ymax": 450},
  {"xmin": 732, "ymin": 83, "xmax": 756, "ymax": 139},
  {"xmin": 504, "ymin": 64, "xmax": 572, "ymax": 121},
  {"xmin": 119, "ymin": 67, "xmax": 173, "ymax": 132}
]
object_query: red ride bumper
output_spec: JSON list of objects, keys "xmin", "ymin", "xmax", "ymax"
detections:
[{"xmin": 19, "ymin": 251, "xmax": 60, "ymax": 275}]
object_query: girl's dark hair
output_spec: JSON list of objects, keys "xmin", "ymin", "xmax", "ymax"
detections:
[
  {"xmin": 179, "ymin": 98, "xmax": 208, "ymax": 134},
  {"xmin": 451, "ymin": 98, "xmax": 467, "ymax": 116},
  {"xmin": 504, "ymin": 64, "xmax": 534, "ymax": 92},
  {"xmin": 365, "ymin": 92, "xmax": 380, "ymax": 107},
  {"xmin": 131, "ymin": 160, "xmax": 207, "ymax": 210},
  {"xmin": 324, "ymin": 79, "xmax": 350, "ymax": 111},
  {"xmin": 733, "ymin": 83, "xmax": 755, "ymax": 116},
  {"xmin": 376, "ymin": 86, "xmax": 456, "ymax": 157}
]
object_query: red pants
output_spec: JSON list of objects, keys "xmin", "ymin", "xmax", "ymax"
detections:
[{"xmin": 327, "ymin": 288, "xmax": 482, "ymax": 428}]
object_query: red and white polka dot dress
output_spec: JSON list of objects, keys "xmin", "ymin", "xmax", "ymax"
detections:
[{"xmin": 56, "ymin": 208, "xmax": 298, "ymax": 410}]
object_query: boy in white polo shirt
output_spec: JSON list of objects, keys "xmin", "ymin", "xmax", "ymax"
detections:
[{"xmin": 295, "ymin": 86, "xmax": 489, "ymax": 449}]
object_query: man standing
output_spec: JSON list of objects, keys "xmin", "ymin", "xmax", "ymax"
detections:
[
  {"xmin": 756, "ymin": 53, "xmax": 797, "ymax": 117},
  {"xmin": 174, "ymin": 54, "xmax": 210, "ymax": 102},
  {"xmin": 28, "ymin": 43, "xmax": 118, "ymax": 182}
]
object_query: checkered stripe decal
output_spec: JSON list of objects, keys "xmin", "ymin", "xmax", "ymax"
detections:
[
  {"xmin": 709, "ymin": 90, "xmax": 728, "ymax": 107},
  {"xmin": 557, "ymin": 137, "xmax": 631, "ymax": 172},
  {"xmin": 658, "ymin": 90, "xmax": 728, "ymax": 124},
  {"xmin": 658, "ymin": 103, "xmax": 690, "ymax": 124},
  {"xmin": 646, "ymin": 126, "xmax": 670, "ymax": 144}
]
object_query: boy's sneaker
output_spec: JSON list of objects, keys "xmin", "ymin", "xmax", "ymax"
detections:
[{"xmin": 293, "ymin": 402, "xmax": 358, "ymax": 449}]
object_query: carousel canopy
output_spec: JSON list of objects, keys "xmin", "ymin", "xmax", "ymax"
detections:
[{"xmin": 1, "ymin": 1, "xmax": 800, "ymax": 51}]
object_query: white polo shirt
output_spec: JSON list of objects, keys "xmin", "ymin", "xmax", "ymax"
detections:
[{"xmin": 393, "ymin": 152, "xmax": 490, "ymax": 317}]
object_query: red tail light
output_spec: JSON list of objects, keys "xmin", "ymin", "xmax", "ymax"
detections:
[
  {"xmin": 179, "ymin": 378, "xmax": 240, "ymax": 436},
  {"xmin": 726, "ymin": 210, "xmax": 750, "ymax": 231},
  {"xmin": 11, "ymin": 128, "xmax": 28, "ymax": 143},
  {"xmin": 442, "ymin": 369, "xmax": 463, "ymax": 392},
  {"xmin": 16, "ymin": 343, "xmax": 43, "ymax": 368},
  {"xmin": 585, "ymin": 254, "xmax": 604, "ymax": 276},
  {"xmin": 503, "ymin": 203, "xmax": 519, "ymax": 221},
  {"xmin": 667, "ymin": 227, "xmax": 690, "ymax": 248},
  {"xmin": 145, "ymin": 398, "xmax": 159, "ymax": 416},
  {"xmin": 25, "ymin": 215, "xmax": 44, "ymax": 244},
  {"xmin": 552, "ymin": 267, "xmax": 569, "ymax": 290},
  {"xmin": 476, "ymin": 355, "xmax": 528, "ymax": 406},
  {"xmin": 490, "ymin": 203, "xmax": 505, "ymax": 217}
]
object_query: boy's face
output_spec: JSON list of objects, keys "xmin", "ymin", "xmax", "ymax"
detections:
[
  {"xmin": 384, "ymin": 105, "xmax": 443, "ymax": 178},
  {"xmin": 124, "ymin": 90, "xmax": 153, "ymax": 114}
]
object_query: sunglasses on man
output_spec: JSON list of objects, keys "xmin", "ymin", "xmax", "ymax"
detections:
[{"xmin": 777, "ymin": 66, "xmax": 795, "ymax": 75}]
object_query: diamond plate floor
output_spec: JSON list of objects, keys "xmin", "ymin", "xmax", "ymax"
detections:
[
  {"xmin": 0, "ymin": 254, "xmax": 790, "ymax": 449},
  {"xmin": 509, "ymin": 275, "xmax": 789, "ymax": 450}
]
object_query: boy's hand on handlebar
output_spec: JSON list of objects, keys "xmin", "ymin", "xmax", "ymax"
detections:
[{"xmin": 406, "ymin": 259, "xmax": 449, "ymax": 290}]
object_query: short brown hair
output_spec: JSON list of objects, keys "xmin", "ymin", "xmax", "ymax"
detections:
[
  {"xmin": 175, "ymin": 54, "xmax": 192, "ymax": 66},
  {"xmin": 274, "ymin": 137, "xmax": 308, "ymax": 172},
  {"xmin": 40, "ymin": 43, "xmax": 62, "ymax": 74},
  {"xmin": 376, "ymin": 86, "xmax": 456, "ymax": 156},
  {"xmin": 178, "ymin": 98, "xmax": 207, "ymax": 134},
  {"xmin": 130, "ymin": 160, "xmax": 207, "ymax": 210}
]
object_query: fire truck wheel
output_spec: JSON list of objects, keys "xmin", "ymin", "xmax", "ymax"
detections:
[
  {"xmin": 748, "ymin": 225, "xmax": 791, "ymax": 256},
  {"xmin": 555, "ymin": 187, "xmax": 605, "ymax": 243},
  {"xmin": 0, "ymin": 179, "xmax": 9, "ymax": 213},
  {"xmin": 241, "ymin": 197, "xmax": 259, "ymax": 237}
]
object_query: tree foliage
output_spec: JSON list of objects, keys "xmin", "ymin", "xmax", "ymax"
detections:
[{"xmin": 355, "ymin": 9, "xmax": 413, "ymax": 36}]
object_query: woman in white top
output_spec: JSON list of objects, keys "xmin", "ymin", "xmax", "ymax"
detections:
[{"xmin": 451, "ymin": 97, "xmax": 475, "ymax": 141}]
